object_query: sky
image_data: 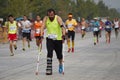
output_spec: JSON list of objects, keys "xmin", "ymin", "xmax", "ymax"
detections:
[{"xmin": 94, "ymin": 0, "xmax": 120, "ymax": 9}]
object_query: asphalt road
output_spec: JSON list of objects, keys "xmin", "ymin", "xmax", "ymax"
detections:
[{"xmin": 0, "ymin": 30, "xmax": 120, "ymax": 80}]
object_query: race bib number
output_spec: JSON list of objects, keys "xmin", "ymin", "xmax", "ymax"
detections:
[
  {"xmin": 106, "ymin": 26, "xmax": 110, "ymax": 28},
  {"xmin": 22, "ymin": 29, "xmax": 30, "ymax": 33},
  {"xmin": 68, "ymin": 24, "xmax": 73, "ymax": 28},
  {"xmin": 81, "ymin": 26, "xmax": 85, "ymax": 29},
  {"xmin": 35, "ymin": 29, "xmax": 40, "ymax": 34},
  {"xmin": 93, "ymin": 27, "xmax": 99, "ymax": 31},
  {"xmin": 115, "ymin": 26, "xmax": 119, "ymax": 28},
  {"xmin": 10, "ymin": 26, "xmax": 16, "ymax": 31},
  {"xmin": 48, "ymin": 34, "xmax": 57, "ymax": 40}
]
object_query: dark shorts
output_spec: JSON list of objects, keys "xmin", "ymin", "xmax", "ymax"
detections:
[
  {"xmin": 81, "ymin": 28, "xmax": 86, "ymax": 31},
  {"xmin": 105, "ymin": 28, "xmax": 111, "ymax": 33},
  {"xmin": 93, "ymin": 31, "xmax": 99, "ymax": 37},
  {"xmin": 46, "ymin": 38, "xmax": 63, "ymax": 60},
  {"xmin": 115, "ymin": 28, "xmax": 119, "ymax": 31},
  {"xmin": 35, "ymin": 36, "xmax": 42, "ymax": 40},
  {"xmin": 68, "ymin": 30, "xmax": 75, "ymax": 41},
  {"xmin": 22, "ymin": 32, "xmax": 31, "ymax": 40}
]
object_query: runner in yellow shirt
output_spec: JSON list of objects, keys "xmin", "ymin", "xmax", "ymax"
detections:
[
  {"xmin": 5, "ymin": 15, "xmax": 18, "ymax": 56},
  {"xmin": 65, "ymin": 13, "xmax": 77, "ymax": 53},
  {"xmin": 41, "ymin": 9, "xmax": 65, "ymax": 75}
]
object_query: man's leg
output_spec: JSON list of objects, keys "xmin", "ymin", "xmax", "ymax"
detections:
[
  {"xmin": 13, "ymin": 41, "xmax": 17, "ymax": 50},
  {"xmin": 54, "ymin": 40, "xmax": 63, "ymax": 74},
  {"xmin": 67, "ymin": 38, "xmax": 71, "ymax": 52},
  {"xmin": 46, "ymin": 38, "xmax": 54, "ymax": 75},
  {"xmin": 71, "ymin": 31, "xmax": 75, "ymax": 52},
  {"xmin": 22, "ymin": 37, "xmax": 26, "ymax": 51},
  {"xmin": 27, "ymin": 33, "xmax": 31, "ymax": 48},
  {"xmin": 67, "ymin": 31, "xmax": 71, "ymax": 52},
  {"xmin": 22, "ymin": 33, "xmax": 26, "ymax": 51},
  {"xmin": 9, "ymin": 40, "xmax": 14, "ymax": 56}
]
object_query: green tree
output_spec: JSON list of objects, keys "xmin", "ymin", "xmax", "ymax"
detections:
[
  {"xmin": 55, "ymin": 0, "xmax": 70, "ymax": 19},
  {"xmin": 34, "ymin": 0, "xmax": 53, "ymax": 18},
  {"xmin": 34, "ymin": 0, "xmax": 71, "ymax": 19},
  {"xmin": 5, "ymin": 0, "xmax": 35, "ymax": 18},
  {"xmin": 97, "ymin": 0, "xmax": 109, "ymax": 17},
  {"xmin": 0, "ymin": 0, "xmax": 120, "ymax": 20},
  {"xmin": 0, "ymin": 0, "xmax": 8, "ymax": 17}
]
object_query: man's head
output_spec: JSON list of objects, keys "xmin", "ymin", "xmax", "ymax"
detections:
[
  {"xmin": 81, "ymin": 18, "xmax": 85, "ymax": 21},
  {"xmin": 115, "ymin": 18, "xmax": 118, "ymax": 21},
  {"xmin": 68, "ymin": 13, "xmax": 73, "ymax": 20},
  {"xmin": 8, "ymin": 15, "xmax": 14, "ymax": 22},
  {"xmin": 36, "ymin": 15, "xmax": 41, "ymax": 21},
  {"xmin": 47, "ymin": 9, "xmax": 56, "ymax": 21},
  {"xmin": 23, "ymin": 15, "xmax": 28, "ymax": 21}
]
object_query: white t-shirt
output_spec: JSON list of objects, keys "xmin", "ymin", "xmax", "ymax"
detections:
[
  {"xmin": 21, "ymin": 20, "xmax": 31, "ymax": 32},
  {"xmin": 114, "ymin": 21, "xmax": 119, "ymax": 28}
]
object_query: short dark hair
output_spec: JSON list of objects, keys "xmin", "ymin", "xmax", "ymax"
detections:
[
  {"xmin": 23, "ymin": 15, "xmax": 28, "ymax": 17},
  {"xmin": 8, "ymin": 15, "xmax": 13, "ymax": 18},
  {"xmin": 47, "ymin": 8, "xmax": 56, "ymax": 15},
  {"xmin": 68, "ymin": 13, "xmax": 73, "ymax": 15}
]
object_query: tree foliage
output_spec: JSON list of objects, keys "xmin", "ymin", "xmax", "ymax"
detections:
[
  {"xmin": 5, "ymin": 0, "xmax": 35, "ymax": 18},
  {"xmin": 0, "ymin": 0, "xmax": 120, "ymax": 20}
]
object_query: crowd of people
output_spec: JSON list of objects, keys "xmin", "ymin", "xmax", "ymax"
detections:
[
  {"xmin": 0, "ymin": 8, "xmax": 120, "ymax": 75},
  {"xmin": 77, "ymin": 17, "xmax": 120, "ymax": 45}
]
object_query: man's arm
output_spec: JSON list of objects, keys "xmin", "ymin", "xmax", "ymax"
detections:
[
  {"xmin": 16, "ymin": 21, "xmax": 19, "ymax": 33},
  {"xmin": 73, "ymin": 19, "xmax": 78, "ymax": 27},
  {"xmin": 118, "ymin": 23, "xmax": 120, "ymax": 30},
  {"xmin": 57, "ymin": 16, "xmax": 66, "ymax": 36},
  {"xmin": 85, "ymin": 21, "xmax": 88, "ymax": 28},
  {"xmin": 40, "ymin": 16, "xmax": 47, "ymax": 36},
  {"xmin": 4, "ymin": 21, "xmax": 9, "ymax": 33}
]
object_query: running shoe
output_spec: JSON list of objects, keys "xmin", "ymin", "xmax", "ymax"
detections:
[{"xmin": 59, "ymin": 64, "xmax": 63, "ymax": 74}]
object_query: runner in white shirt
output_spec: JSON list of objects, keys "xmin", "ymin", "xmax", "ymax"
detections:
[
  {"xmin": 113, "ymin": 18, "xmax": 120, "ymax": 39},
  {"xmin": 20, "ymin": 15, "xmax": 32, "ymax": 51}
]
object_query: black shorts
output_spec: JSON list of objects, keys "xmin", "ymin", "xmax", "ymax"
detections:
[
  {"xmin": 68, "ymin": 30, "xmax": 75, "ymax": 41},
  {"xmin": 115, "ymin": 28, "xmax": 119, "ymax": 31},
  {"xmin": 81, "ymin": 28, "xmax": 86, "ymax": 31},
  {"xmin": 93, "ymin": 31, "xmax": 99, "ymax": 37},
  {"xmin": 22, "ymin": 32, "xmax": 31, "ymax": 40},
  {"xmin": 46, "ymin": 38, "xmax": 63, "ymax": 60},
  {"xmin": 35, "ymin": 36, "xmax": 42, "ymax": 40}
]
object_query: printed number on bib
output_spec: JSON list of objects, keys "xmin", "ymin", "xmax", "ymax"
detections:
[
  {"xmin": 10, "ymin": 26, "xmax": 16, "ymax": 31},
  {"xmin": 48, "ymin": 34, "xmax": 57, "ymax": 40},
  {"xmin": 35, "ymin": 29, "xmax": 40, "ymax": 34},
  {"xmin": 106, "ymin": 26, "xmax": 110, "ymax": 28},
  {"xmin": 93, "ymin": 27, "xmax": 99, "ymax": 31},
  {"xmin": 68, "ymin": 24, "xmax": 73, "ymax": 28},
  {"xmin": 81, "ymin": 26, "xmax": 85, "ymax": 29},
  {"xmin": 115, "ymin": 26, "xmax": 119, "ymax": 28}
]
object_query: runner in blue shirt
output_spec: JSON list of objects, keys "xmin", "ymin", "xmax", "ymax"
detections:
[
  {"xmin": 93, "ymin": 18, "xmax": 100, "ymax": 45},
  {"xmin": 104, "ymin": 18, "xmax": 112, "ymax": 44}
]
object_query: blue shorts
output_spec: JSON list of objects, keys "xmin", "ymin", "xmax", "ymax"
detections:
[{"xmin": 105, "ymin": 28, "xmax": 111, "ymax": 32}]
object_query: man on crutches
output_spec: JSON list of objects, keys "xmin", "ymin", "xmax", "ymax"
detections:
[{"xmin": 41, "ymin": 9, "xmax": 66, "ymax": 75}]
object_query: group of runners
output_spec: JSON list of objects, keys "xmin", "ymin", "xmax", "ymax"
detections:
[
  {"xmin": 81, "ymin": 17, "xmax": 120, "ymax": 45},
  {"xmin": 2, "ymin": 9, "xmax": 120, "ymax": 75}
]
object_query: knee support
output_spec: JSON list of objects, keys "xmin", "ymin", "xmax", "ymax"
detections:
[{"xmin": 46, "ymin": 57, "xmax": 52, "ymax": 75}]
